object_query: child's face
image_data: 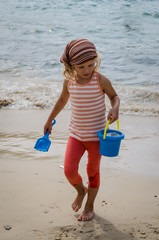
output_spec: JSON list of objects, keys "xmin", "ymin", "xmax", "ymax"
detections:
[{"xmin": 74, "ymin": 59, "xmax": 96, "ymax": 80}]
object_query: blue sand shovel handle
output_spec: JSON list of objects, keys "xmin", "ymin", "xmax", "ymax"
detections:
[
  {"xmin": 45, "ymin": 119, "xmax": 56, "ymax": 138},
  {"xmin": 52, "ymin": 119, "xmax": 56, "ymax": 126}
]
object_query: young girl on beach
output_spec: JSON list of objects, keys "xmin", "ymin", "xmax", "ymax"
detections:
[{"xmin": 44, "ymin": 39, "xmax": 120, "ymax": 222}]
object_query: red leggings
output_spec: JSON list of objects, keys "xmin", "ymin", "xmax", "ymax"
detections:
[{"xmin": 64, "ymin": 137, "xmax": 101, "ymax": 188}]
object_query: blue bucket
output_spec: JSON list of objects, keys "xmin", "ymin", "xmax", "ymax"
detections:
[{"xmin": 97, "ymin": 119, "xmax": 124, "ymax": 157}]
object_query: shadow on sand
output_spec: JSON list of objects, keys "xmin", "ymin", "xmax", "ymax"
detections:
[{"xmin": 49, "ymin": 214, "xmax": 137, "ymax": 240}]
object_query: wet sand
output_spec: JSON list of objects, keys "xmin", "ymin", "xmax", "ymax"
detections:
[{"xmin": 0, "ymin": 109, "xmax": 159, "ymax": 240}]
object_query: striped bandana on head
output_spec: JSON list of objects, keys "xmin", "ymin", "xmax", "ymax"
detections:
[{"xmin": 60, "ymin": 39, "xmax": 97, "ymax": 66}]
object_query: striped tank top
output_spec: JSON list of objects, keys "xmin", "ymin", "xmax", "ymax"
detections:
[{"xmin": 68, "ymin": 72, "xmax": 106, "ymax": 141}]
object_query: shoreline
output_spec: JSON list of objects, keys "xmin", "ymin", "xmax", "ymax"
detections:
[
  {"xmin": 1, "ymin": 109, "xmax": 158, "ymax": 176},
  {"xmin": 0, "ymin": 109, "xmax": 159, "ymax": 239}
]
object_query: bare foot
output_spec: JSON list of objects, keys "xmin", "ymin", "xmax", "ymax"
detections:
[
  {"xmin": 77, "ymin": 208, "xmax": 94, "ymax": 221},
  {"xmin": 72, "ymin": 186, "xmax": 87, "ymax": 212}
]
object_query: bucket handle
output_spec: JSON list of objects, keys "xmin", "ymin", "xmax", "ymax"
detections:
[{"xmin": 103, "ymin": 119, "xmax": 119, "ymax": 139}]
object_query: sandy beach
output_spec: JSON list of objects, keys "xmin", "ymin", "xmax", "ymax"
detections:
[{"xmin": 0, "ymin": 109, "xmax": 159, "ymax": 240}]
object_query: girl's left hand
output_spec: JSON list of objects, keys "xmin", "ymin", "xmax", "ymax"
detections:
[{"xmin": 107, "ymin": 107, "xmax": 119, "ymax": 124}]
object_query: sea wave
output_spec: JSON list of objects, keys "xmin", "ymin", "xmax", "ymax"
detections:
[
  {"xmin": 0, "ymin": 0, "xmax": 159, "ymax": 117},
  {"xmin": 1, "ymin": 81, "xmax": 158, "ymax": 116},
  {"xmin": 117, "ymin": 85, "xmax": 159, "ymax": 116}
]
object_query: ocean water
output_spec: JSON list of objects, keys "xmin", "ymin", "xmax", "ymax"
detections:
[{"xmin": 0, "ymin": 0, "xmax": 159, "ymax": 116}]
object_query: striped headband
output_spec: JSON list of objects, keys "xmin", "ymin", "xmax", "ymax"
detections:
[{"xmin": 60, "ymin": 39, "xmax": 97, "ymax": 66}]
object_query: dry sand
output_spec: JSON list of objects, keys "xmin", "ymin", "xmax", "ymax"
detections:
[{"xmin": 0, "ymin": 109, "xmax": 159, "ymax": 240}]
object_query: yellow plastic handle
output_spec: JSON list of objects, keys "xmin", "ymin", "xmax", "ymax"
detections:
[{"xmin": 103, "ymin": 119, "xmax": 119, "ymax": 139}]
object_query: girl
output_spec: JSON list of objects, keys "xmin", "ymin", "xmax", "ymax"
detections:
[{"xmin": 44, "ymin": 39, "xmax": 120, "ymax": 222}]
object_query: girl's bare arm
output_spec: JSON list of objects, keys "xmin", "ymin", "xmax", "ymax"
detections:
[
  {"xmin": 99, "ymin": 73, "xmax": 120, "ymax": 124},
  {"xmin": 44, "ymin": 79, "xmax": 70, "ymax": 134}
]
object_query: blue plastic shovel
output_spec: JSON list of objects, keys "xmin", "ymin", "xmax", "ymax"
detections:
[{"xmin": 34, "ymin": 119, "xmax": 56, "ymax": 152}]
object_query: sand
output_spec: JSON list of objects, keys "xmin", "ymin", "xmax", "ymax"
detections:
[{"xmin": 0, "ymin": 109, "xmax": 159, "ymax": 240}]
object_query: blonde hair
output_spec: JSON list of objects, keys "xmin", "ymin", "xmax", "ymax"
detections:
[{"xmin": 62, "ymin": 53, "xmax": 101, "ymax": 80}]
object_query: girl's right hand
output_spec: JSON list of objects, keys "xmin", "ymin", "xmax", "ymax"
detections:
[{"xmin": 44, "ymin": 120, "xmax": 52, "ymax": 135}]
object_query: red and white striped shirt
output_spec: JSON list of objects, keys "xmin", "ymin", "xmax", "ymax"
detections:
[{"xmin": 68, "ymin": 72, "xmax": 106, "ymax": 141}]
